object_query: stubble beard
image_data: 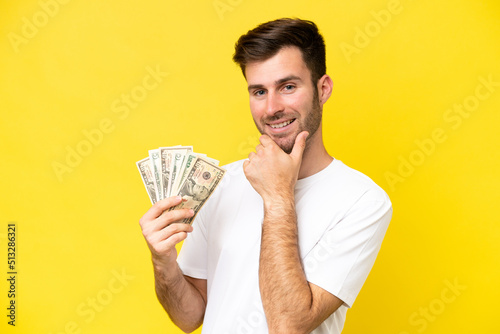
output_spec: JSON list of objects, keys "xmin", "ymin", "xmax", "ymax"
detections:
[{"xmin": 255, "ymin": 88, "xmax": 322, "ymax": 154}]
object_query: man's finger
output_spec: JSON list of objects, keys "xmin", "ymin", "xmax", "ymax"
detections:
[
  {"xmin": 141, "ymin": 196, "xmax": 183, "ymax": 223},
  {"xmin": 158, "ymin": 231, "xmax": 190, "ymax": 252},
  {"xmin": 156, "ymin": 208, "xmax": 194, "ymax": 228},
  {"xmin": 290, "ymin": 131, "xmax": 309, "ymax": 160},
  {"xmin": 259, "ymin": 135, "xmax": 274, "ymax": 147},
  {"xmin": 160, "ymin": 222, "xmax": 194, "ymax": 241}
]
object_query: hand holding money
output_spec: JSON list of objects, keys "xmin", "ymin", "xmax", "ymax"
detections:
[
  {"xmin": 139, "ymin": 196, "xmax": 195, "ymax": 267},
  {"xmin": 137, "ymin": 145, "xmax": 225, "ymax": 224}
]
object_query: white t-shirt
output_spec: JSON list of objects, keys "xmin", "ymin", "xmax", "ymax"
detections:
[{"xmin": 177, "ymin": 159, "xmax": 392, "ymax": 334}]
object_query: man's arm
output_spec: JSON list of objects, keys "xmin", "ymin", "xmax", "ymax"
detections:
[
  {"xmin": 260, "ymin": 196, "xmax": 343, "ymax": 333},
  {"xmin": 139, "ymin": 196, "xmax": 207, "ymax": 333},
  {"xmin": 244, "ymin": 133, "xmax": 343, "ymax": 334}
]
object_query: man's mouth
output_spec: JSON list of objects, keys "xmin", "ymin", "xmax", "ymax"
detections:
[{"xmin": 269, "ymin": 119, "xmax": 295, "ymax": 129}]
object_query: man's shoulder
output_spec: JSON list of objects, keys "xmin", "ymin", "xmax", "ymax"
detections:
[
  {"xmin": 334, "ymin": 160, "xmax": 391, "ymax": 207},
  {"xmin": 335, "ymin": 160, "xmax": 384, "ymax": 188},
  {"xmin": 303, "ymin": 159, "xmax": 390, "ymax": 204}
]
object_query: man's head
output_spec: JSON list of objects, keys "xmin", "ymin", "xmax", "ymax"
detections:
[
  {"xmin": 233, "ymin": 18, "xmax": 326, "ymax": 87},
  {"xmin": 233, "ymin": 18, "xmax": 332, "ymax": 154}
]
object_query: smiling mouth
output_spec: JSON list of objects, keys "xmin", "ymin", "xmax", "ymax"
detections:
[{"xmin": 269, "ymin": 119, "xmax": 295, "ymax": 129}]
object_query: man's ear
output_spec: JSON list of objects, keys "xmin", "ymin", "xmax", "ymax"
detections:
[{"xmin": 317, "ymin": 74, "xmax": 333, "ymax": 105}]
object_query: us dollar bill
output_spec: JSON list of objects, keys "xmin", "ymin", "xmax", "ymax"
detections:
[
  {"xmin": 159, "ymin": 147, "xmax": 174, "ymax": 200},
  {"xmin": 169, "ymin": 157, "xmax": 226, "ymax": 224},
  {"xmin": 171, "ymin": 153, "xmax": 220, "ymax": 196},
  {"xmin": 167, "ymin": 146, "xmax": 193, "ymax": 197},
  {"xmin": 136, "ymin": 157, "xmax": 158, "ymax": 204},
  {"xmin": 149, "ymin": 149, "xmax": 163, "ymax": 201},
  {"xmin": 159, "ymin": 146, "xmax": 193, "ymax": 198},
  {"xmin": 171, "ymin": 152, "xmax": 202, "ymax": 196}
]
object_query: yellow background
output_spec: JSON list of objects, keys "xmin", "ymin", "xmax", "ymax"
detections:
[{"xmin": 1, "ymin": 0, "xmax": 499, "ymax": 333}]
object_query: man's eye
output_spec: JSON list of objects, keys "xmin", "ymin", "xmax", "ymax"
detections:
[
  {"xmin": 283, "ymin": 85, "xmax": 295, "ymax": 92},
  {"xmin": 254, "ymin": 90, "xmax": 265, "ymax": 96}
]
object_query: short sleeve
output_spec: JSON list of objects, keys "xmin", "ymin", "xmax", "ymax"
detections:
[
  {"xmin": 303, "ymin": 190, "xmax": 392, "ymax": 308},
  {"xmin": 177, "ymin": 206, "xmax": 209, "ymax": 279}
]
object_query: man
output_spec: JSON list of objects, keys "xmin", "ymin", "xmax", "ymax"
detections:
[{"xmin": 139, "ymin": 18, "xmax": 392, "ymax": 333}]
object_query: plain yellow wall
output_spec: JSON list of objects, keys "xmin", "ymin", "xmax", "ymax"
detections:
[{"xmin": 1, "ymin": 0, "xmax": 499, "ymax": 333}]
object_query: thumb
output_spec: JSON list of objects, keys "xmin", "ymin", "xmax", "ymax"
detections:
[{"xmin": 290, "ymin": 131, "xmax": 309, "ymax": 160}]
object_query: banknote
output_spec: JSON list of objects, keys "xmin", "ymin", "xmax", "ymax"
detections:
[
  {"xmin": 137, "ymin": 146, "xmax": 223, "ymax": 212},
  {"xmin": 136, "ymin": 157, "xmax": 158, "ymax": 204},
  {"xmin": 170, "ymin": 152, "xmax": 196, "ymax": 197},
  {"xmin": 168, "ymin": 146, "xmax": 193, "ymax": 197},
  {"xmin": 171, "ymin": 153, "xmax": 220, "ymax": 196},
  {"xmin": 149, "ymin": 149, "xmax": 163, "ymax": 201},
  {"xmin": 159, "ymin": 148, "xmax": 174, "ymax": 200},
  {"xmin": 168, "ymin": 157, "xmax": 225, "ymax": 224},
  {"xmin": 158, "ymin": 146, "xmax": 192, "ymax": 199}
]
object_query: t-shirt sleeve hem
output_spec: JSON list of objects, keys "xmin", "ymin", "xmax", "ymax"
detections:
[
  {"xmin": 307, "ymin": 278, "xmax": 355, "ymax": 309},
  {"xmin": 177, "ymin": 263, "xmax": 208, "ymax": 280}
]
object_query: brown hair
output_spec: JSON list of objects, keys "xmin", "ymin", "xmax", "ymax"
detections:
[{"xmin": 232, "ymin": 18, "xmax": 326, "ymax": 85}]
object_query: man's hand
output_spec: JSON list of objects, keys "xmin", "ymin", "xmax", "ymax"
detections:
[
  {"xmin": 139, "ymin": 196, "xmax": 194, "ymax": 269},
  {"xmin": 243, "ymin": 131, "xmax": 308, "ymax": 201},
  {"xmin": 139, "ymin": 197, "xmax": 207, "ymax": 332}
]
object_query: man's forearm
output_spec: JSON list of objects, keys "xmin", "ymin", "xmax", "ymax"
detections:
[
  {"xmin": 259, "ymin": 195, "xmax": 314, "ymax": 333},
  {"xmin": 153, "ymin": 260, "xmax": 205, "ymax": 333}
]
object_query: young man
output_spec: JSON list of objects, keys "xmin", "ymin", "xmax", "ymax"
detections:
[{"xmin": 139, "ymin": 18, "xmax": 392, "ymax": 333}]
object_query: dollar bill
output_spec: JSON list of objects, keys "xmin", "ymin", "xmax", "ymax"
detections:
[
  {"xmin": 136, "ymin": 157, "xmax": 158, "ymax": 204},
  {"xmin": 159, "ymin": 148, "xmax": 174, "ymax": 199},
  {"xmin": 168, "ymin": 157, "xmax": 226, "ymax": 224},
  {"xmin": 169, "ymin": 147, "xmax": 192, "ymax": 197},
  {"xmin": 204, "ymin": 156, "xmax": 219, "ymax": 166},
  {"xmin": 149, "ymin": 149, "xmax": 163, "ymax": 201},
  {"xmin": 170, "ymin": 152, "xmax": 202, "ymax": 196},
  {"xmin": 159, "ymin": 146, "xmax": 192, "ymax": 197},
  {"xmin": 171, "ymin": 153, "xmax": 220, "ymax": 196}
]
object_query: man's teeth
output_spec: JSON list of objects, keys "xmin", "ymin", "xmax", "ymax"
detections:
[{"xmin": 270, "ymin": 119, "xmax": 294, "ymax": 129}]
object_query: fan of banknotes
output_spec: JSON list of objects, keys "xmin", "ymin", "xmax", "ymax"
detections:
[{"xmin": 136, "ymin": 146, "xmax": 226, "ymax": 224}]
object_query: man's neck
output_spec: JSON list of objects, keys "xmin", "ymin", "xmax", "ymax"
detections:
[{"xmin": 297, "ymin": 130, "xmax": 332, "ymax": 180}]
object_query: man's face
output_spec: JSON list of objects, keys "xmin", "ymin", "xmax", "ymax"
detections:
[{"xmin": 245, "ymin": 47, "xmax": 322, "ymax": 154}]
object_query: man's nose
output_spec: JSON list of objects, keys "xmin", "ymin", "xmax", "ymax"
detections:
[{"xmin": 265, "ymin": 91, "xmax": 284, "ymax": 116}]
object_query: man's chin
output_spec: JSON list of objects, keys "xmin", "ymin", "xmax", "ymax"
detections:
[
  {"xmin": 259, "ymin": 129, "xmax": 297, "ymax": 154},
  {"xmin": 271, "ymin": 136, "xmax": 295, "ymax": 154}
]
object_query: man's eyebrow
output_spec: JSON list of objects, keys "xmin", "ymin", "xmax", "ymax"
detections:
[
  {"xmin": 247, "ymin": 75, "xmax": 302, "ymax": 91},
  {"xmin": 275, "ymin": 75, "xmax": 302, "ymax": 86}
]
